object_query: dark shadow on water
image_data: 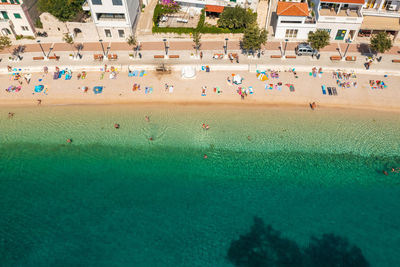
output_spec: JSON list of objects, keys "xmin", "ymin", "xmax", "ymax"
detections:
[{"xmin": 227, "ymin": 217, "xmax": 370, "ymax": 267}]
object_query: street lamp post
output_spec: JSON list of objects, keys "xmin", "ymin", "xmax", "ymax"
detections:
[
  {"xmin": 163, "ymin": 39, "xmax": 168, "ymax": 55},
  {"xmin": 99, "ymin": 39, "xmax": 106, "ymax": 56},
  {"xmin": 37, "ymin": 40, "xmax": 46, "ymax": 57},
  {"xmin": 224, "ymin": 38, "xmax": 229, "ymax": 55},
  {"xmin": 283, "ymin": 39, "xmax": 289, "ymax": 58},
  {"xmin": 342, "ymin": 43, "xmax": 351, "ymax": 59}
]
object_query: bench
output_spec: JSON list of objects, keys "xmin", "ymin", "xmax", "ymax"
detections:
[
  {"xmin": 169, "ymin": 55, "xmax": 179, "ymax": 58},
  {"xmin": 33, "ymin": 56, "xmax": 44, "ymax": 60},
  {"xmin": 392, "ymin": 59, "xmax": 400, "ymax": 63},
  {"xmin": 286, "ymin": 55, "xmax": 296, "ymax": 59},
  {"xmin": 330, "ymin": 56, "xmax": 342, "ymax": 61},
  {"xmin": 48, "ymin": 56, "xmax": 60, "ymax": 60},
  {"xmin": 94, "ymin": 54, "xmax": 103, "ymax": 61},
  {"xmin": 154, "ymin": 55, "xmax": 164, "ymax": 58},
  {"xmin": 270, "ymin": 55, "xmax": 282, "ymax": 58},
  {"xmin": 345, "ymin": 56, "xmax": 356, "ymax": 61},
  {"xmin": 108, "ymin": 54, "xmax": 118, "ymax": 60}
]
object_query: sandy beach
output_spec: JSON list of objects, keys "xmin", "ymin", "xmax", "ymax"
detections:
[{"xmin": 1, "ymin": 67, "xmax": 400, "ymax": 112}]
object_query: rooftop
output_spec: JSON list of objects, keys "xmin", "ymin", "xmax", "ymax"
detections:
[
  {"xmin": 276, "ymin": 2, "xmax": 309, "ymax": 17},
  {"xmin": 319, "ymin": 8, "xmax": 360, "ymax": 17}
]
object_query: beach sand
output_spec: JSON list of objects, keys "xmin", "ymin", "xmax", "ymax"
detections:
[{"xmin": 1, "ymin": 68, "xmax": 399, "ymax": 111}]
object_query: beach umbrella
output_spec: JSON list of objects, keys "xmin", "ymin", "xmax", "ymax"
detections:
[{"xmin": 257, "ymin": 73, "xmax": 268, "ymax": 81}]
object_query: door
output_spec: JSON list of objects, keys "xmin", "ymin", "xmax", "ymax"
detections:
[{"xmin": 335, "ymin": 30, "xmax": 347, "ymax": 40}]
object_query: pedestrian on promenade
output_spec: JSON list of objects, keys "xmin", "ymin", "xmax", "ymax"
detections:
[{"xmin": 200, "ymin": 51, "xmax": 203, "ymax": 60}]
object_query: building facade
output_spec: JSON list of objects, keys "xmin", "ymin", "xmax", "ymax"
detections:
[
  {"xmin": 359, "ymin": 0, "xmax": 400, "ymax": 42},
  {"xmin": 0, "ymin": 0, "xmax": 35, "ymax": 38},
  {"xmin": 274, "ymin": 2, "xmax": 315, "ymax": 39},
  {"xmin": 83, "ymin": 0, "xmax": 141, "ymax": 40}
]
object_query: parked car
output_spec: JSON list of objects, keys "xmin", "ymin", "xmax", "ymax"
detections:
[
  {"xmin": 295, "ymin": 43, "xmax": 318, "ymax": 56},
  {"xmin": 160, "ymin": 16, "xmax": 168, "ymax": 22}
]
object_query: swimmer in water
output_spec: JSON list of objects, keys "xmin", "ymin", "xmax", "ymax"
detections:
[
  {"xmin": 383, "ymin": 170, "xmax": 388, "ymax": 176},
  {"xmin": 202, "ymin": 123, "xmax": 206, "ymax": 129},
  {"xmin": 8, "ymin": 112, "xmax": 14, "ymax": 118},
  {"xmin": 149, "ymin": 137, "xmax": 153, "ymax": 141},
  {"xmin": 205, "ymin": 125, "xmax": 209, "ymax": 130},
  {"xmin": 247, "ymin": 136, "xmax": 251, "ymax": 141},
  {"xmin": 204, "ymin": 154, "xmax": 208, "ymax": 159},
  {"xmin": 114, "ymin": 123, "xmax": 120, "ymax": 129},
  {"xmin": 67, "ymin": 138, "xmax": 72, "ymax": 143},
  {"xmin": 145, "ymin": 116, "xmax": 150, "ymax": 122}
]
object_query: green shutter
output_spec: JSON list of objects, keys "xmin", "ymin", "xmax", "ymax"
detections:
[
  {"xmin": 1, "ymin": 11, "xmax": 9, "ymax": 20},
  {"xmin": 14, "ymin": 13, "xmax": 21, "ymax": 19}
]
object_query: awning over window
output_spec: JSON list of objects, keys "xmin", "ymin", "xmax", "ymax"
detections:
[
  {"xmin": 361, "ymin": 16, "xmax": 400, "ymax": 31},
  {"xmin": 205, "ymin": 5, "xmax": 224, "ymax": 13}
]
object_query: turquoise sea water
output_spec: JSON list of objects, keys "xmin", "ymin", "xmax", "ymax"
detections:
[{"xmin": 0, "ymin": 105, "xmax": 399, "ymax": 266}]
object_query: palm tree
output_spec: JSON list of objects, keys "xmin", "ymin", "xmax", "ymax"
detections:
[
  {"xmin": 192, "ymin": 31, "xmax": 201, "ymax": 56},
  {"xmin": 126, "ymin": 35, "xmax": 138, "ymax": 57},
  {"xmin": 63, "ymin": 33, "xmax": 75, "ymax": 57}
]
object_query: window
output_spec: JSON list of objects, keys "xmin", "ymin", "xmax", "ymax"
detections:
[
  {"xmin": 21, "ymin": 26, "xmax": 29, "ymax": 31},
  {"xmin": 321, "ymin": 29, "xmax": 331, "ymax": 33},
  {"xmin": 92, "ymin": 0, "xmax": 102, "ymax": 5},
  {"xmin": 105, "ymin": 29, "xmax": 112, "ymax": 37},
  {"xmin": 285, "ymin": 29, "xmax": 298, "ymax": 38},
  {"xmin": 96, "ymin": 13, "xmax": 126, "ymax": 21},
  {"xmin": 280, "ymin": 20, "xmax": 302, "ymax": 23},
  {"xmin": 1, "ymin": 11, "xmax": 9, "ymax": 20},
  {"xmin": 14, "ymin": 13, "xmax": 21, "ymax": 19},
  {"xmin": 118, "ymin": 29, "xmax": 125, "ymax": 38},
  {"xmin": 112, "ymin": 0, "xmax": 122, "ymax": 5}
]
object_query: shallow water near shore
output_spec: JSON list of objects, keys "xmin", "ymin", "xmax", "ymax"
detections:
[{"xmin": 0, "ymin": 104, "xmax": 400, "ymax": 266}]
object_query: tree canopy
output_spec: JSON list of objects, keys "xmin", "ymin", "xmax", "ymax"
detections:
[
  {"xmin": 217, "ymin": 6, "xmax": 257, "ymax": 29},
  {"xmin": 241, "ymin": 25, "xmax": 267, "ymax": 52},
  {"xmin": 0, "ymin": 36, "xmax": 12, "ymax": 51},
  {"xmin": 39, "ymin": 0, "xmax": 85, "ymax": 22},
  {"xmin": 307, "ymin": 29, "xmax": 330, "ymax": 51},
  {"xmin": 192, "ymin": 31, "xmax": 201, "ymax": 52},
  {"xmin": 370, "ymin": 32, "xmax": 392, "ymax": 54},
  {"xmin": 126, "ymin": 35, "xmax": 137, "ymax": 48}
]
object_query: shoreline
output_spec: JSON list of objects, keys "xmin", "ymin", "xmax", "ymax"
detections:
[{"xmin": 2, "ymin": 99, "xmax": 400, "ymax": 114}]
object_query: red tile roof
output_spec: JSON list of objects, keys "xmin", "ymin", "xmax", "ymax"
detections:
[
  {"xmin": 277, "ymin": 2, "xmax": 309, "ymax": 17},
  {"xmin": 205, "ymin": 5, "xmax": 224, "ymax": 13},
  {"xmin": 321, "ymin": 0, "xmax": 364, "ymax": 4}
]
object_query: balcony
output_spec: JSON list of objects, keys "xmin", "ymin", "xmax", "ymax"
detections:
[
  {"xmin": 317, "ymin": 6, "xmax": 363, "ymax": 23},
  {"xmin": 362, "ymin": 8, "xmax": 400, "ymax": 18}
]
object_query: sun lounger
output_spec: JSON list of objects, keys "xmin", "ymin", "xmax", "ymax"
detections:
[
  {"xmin": 321, "ymin": 85, "xmax": 326, "ymax": 95},
  {"xmin": 65, "ymin": 74, "xmax": 72, "ymax": 80},
  {"xmin": 332, "ymin": 87, "xmax": 337, "ymax": 95},
  {"xmin": 53, "ymin": 72, "xmax": 59, "ymax": 80},
  {"xmin": 327, "ymin": 87, "xmax": 332, "ymax": 95},
  {"xmin": 93, "ymin": 86, "xmax": 103, "ymax": 94}
]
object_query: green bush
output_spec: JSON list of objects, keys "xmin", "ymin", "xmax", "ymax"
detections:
[
  {"xmin": 35, "ymin": 18, "xmax": 43, "ymax": 29},
  {"xmin": 153, "ymin": 4, "xmax": 163, "ymax": 25},
  {"xmin": 196, "ymin": 9, "xmax": 205, "ymax": 30}
]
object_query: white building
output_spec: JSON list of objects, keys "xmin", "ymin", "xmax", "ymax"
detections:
[
  {"xmin": 82, "ymin": 0, "xmax": 141, "ymax": 40},
  {"xmin": 274, "ymin": 2, "xmax": 315, "ymax": 40},
  {"xmin": 359, "ymin": 0, "xmax": 400, "ymax": 42},
  {"xmin": 313, "ymin": 0, "xmax": 364, "ymax": 41},
  {"xmin": 0, "ymin": 0, "xmax": 35, "ymax": 38}
]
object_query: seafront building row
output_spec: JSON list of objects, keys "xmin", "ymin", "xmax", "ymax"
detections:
[{"xmin": 0, "ymin": 0, "xmax": 399, "ymax": 44}]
